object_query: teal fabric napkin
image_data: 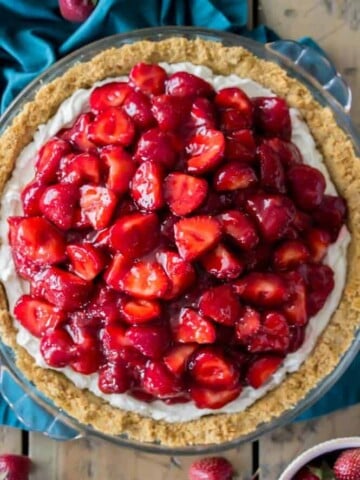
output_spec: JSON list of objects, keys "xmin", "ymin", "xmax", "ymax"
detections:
[{"xmin": 0, "ymin": 0, "xmax": 358, "ymax": 432}]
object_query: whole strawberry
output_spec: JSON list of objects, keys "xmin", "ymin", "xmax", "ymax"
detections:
[
  {"xmin": 59, "ymin": 0, "xmax": 97, "ymax": 22},
  {"xmin": 0, "ymin": 454, "xmax": 31, "ymax": 480},
  {"xmin": 293, "ymin": 466, "xmax": 321, "ymax": 480},
  {"xmin": 188, "ymin": 456, "xmax": 234, "ymax": 480},
  {"xmin": 334, "ymin": 448, "xmax": 360, "ymax": 480}
]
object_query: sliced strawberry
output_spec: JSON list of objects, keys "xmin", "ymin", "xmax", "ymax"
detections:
[
  {"xmin": 199, "ymin": 285, "xmax": 242, "ymax": 326},
  {"xmin": 190, "ymin": 385, "xmax": 241, "ymax": 409},
  {"xmin": 248, "ymin": 312, "xmax": 290, "ymax": 353},
  {"xmin": 39, "ymin": 266, "xmax": 92, "ymax": 311},
  {"xmin": 213, "ymin": 161, "xmax": 257, "ymax": 191},
  {"xmin": 100, "ymin": 145, "xmax": 136, "ymax": 195},
  {"xmin": 89, "ymin": 81, "xmax": 133, "ymax": 112},
  {"xmin": 98, "ymin": 360, "xmax": 130, "ymax": 393},
  {"xmin": 216, "ymin": 86, "xmax": 252, "ymax": 112},
  {"xmin": 253, "ymin": 97, "xmax": 291, "ymax": 141},
  {"xmin": 246, "ymin": 355, "xmax": 284, "ymax": 388},
  {"xmin": 35, "ymin": 138, "xmax": 71, "ymax": 184},
  {"xmin": 166, "ymin": 71, "xmax": 214, "ymax": 98},
  {"xmin": 40, "ymin": 329, "xmax": 78, "ymax": 367},
  {"xmin": 245, "ymin": 193, "xmax": 295, "ymax": 242},
  {"xmin": 164, "ymin": 343, "xmax": 197, "ymax": 376},
  {"xmin": 59, "ymin": 152, "xmax": 102, "ymax": 186},
  {"xmin": 200, "ymin": 243, "xmax": 244, "ymax": 280},
  {"xmin": 189, "ymin": 347, "xmax": 239, "ymax": 389},
  {"xmin": 88, "ymin": 107, "xmax": 135, "ymax": 147},
  {"xmin": 122, "ymin": 261, "xmax": 169, "ymax": 299},
  {"xmin": 172, "ymin": 308, "xmax": 216, "ymax": 344},
  {"xmin": 151, "ymin": 94, "xmax": 191, "ymax": 131},
  {"xmin": 282, "ymin": 271, "xmax": 308, "ymax": 326},
  {"xmin": 298, "ymin": 263, "xmax": 335, "ymax": 316},
  {"xmin": 8, "ymin": 216, "xmax": 66, "ymax": 265},
  {"xmin": 142, "ymin": 361, "xmax": 181, "ymax": 398},
  {"xmin": 257, "ymin": 141, "xmax": 286, "ymax": 193},
  {"xmin": 260, "ymin": 137, "xmax": 303, "ymax": 169},
  {"xmin": 288, "ymin": 326, "xmax": 306, "ymax": 353},
  {"xmin": 234, "ymin": 272, "xmax": 289, "ymax": 308},
  {"xmin": 306, "ymin": 228, "xmax": 331, "ymax": 262},
  {"xmin": 273, "ymin": 240, "xmax": 311, "ymax": 271},
  {"xmin": 11, "ymin": 251, "xmax": 42, "ymax": 281},
  {"xmin": 62, "ymin": 112, "xmax": 97, "ymax": 153},
  {"xmin": 101, "ymin": 324, "xmax": 132, "ymax": 360},
  {"xmin": 287, "ymin": 165, "xmax": 326, "ymax": 211},
  {"xmin": 66, "ymin": 244, "xmax": 107, "ymax": 280},
  {"xmin": 21, "ymin": 180, "xmax": 47, "ymax": 216},
  {"xmin": 69, "ymin": 327, "xmax": 102, "ymax": 374},
  {"xmin": 0, "ymin": 454, "xmax": 31, "ymax": 480},
  {"xmin": 130, "ymin": 162, "xmax": 164, "ymax": 211},
  {"xmin": 187, "ymin": 97, "xmax": 216, "ymax": 130},
  {"xmin": 129, "ymin": 62, "xmax": 167, "ymax": 95},
  {"xmin": 126, "ymin": 324, "xmax": 170, "ymax": 359},
  {"xmin": 109, "ymin": 212, "xmax": 159, "ymax": 258},
  {"xmin": 121, "ymin": 298, "xmax": 161, "ymax": 324},
  {"xmin": 218, "ymin": 210, "xmax": 259, "ymax": 250},
  {"xmin": 236, "ymin": 310, "xmax": 262, "ymax": 348},
  {"xmin": 103, "ymin": 253, "xmax": 131, "ymax": 291},
  {"xmin": 134, "ymin": 127, "xmax": 177, "ymax": 169},
  {"xmin": 87, "ymin": 286, "xmax": 123, "ymax": 325},
  {"xmin": 313, "ymin": 194, "xmax": 347, "ymax": 241},
  {"xmin": 163, "ymin": 172, "xmax": 208, "ymax": 216},
  {"xmin": 244, "ymin": 242, "xmax": 272, "ymax": 272},
  {"xmin": 80, "ymin": 185, "xmax": 117, "ymax": 230},
  {"xmin": 156, "ymin": 250, "xmax": 196, "ymax": 299},
  {"xmin": 220, "ymin": 108, "xmax": 252, "ymax": 132},
  {"xmin": 14, "ymin": 295, "xmax": 65, "ymax": 338},
  {"xmin": 225, "ymin": 129, "xmax": 257, "ymax": 163},
  {"xmin": 40, "ymin": 183, "xmax": 79, "ymax": 230},
  {"xmin": 186, "ymin": 128, "xmax": 225, "ymax": 174},
  {"xmin": 117, "ymin": 346, "xmax": 147, "ymax": 380},
  {"xmin": 174, "ymin": 216, "xmax": 221, "ymax": 261},
  {"xmin": 122, "ymin": 90, "xmax": 155, "ymax": 129}
]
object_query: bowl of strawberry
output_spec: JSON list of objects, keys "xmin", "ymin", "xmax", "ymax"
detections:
[{"xmin": 279, "ymin": 438, "xmax": 360, "ymax": 480}]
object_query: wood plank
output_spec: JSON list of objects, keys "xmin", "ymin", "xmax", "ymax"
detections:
[
  {"xmin": 259, "ymin": 402, "xmax": 360, "ymax": 479},
  {"xmin": 258, "ymin": 0, "xmax": 360, "ymax": 129},
  {"xmin": 0, "ymin": 426, "xmax": 22, "ymax": 454},
  {"xmin": 29, "ymin": 431, "xmax": 254, "ymax": 480}
]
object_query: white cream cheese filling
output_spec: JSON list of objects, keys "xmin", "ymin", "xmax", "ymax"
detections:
[{"xmin": 0, "ymin": 62, "xmax": 351, "ymax": 422}]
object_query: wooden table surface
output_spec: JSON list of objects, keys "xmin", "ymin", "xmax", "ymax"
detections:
[{"xmin": 1, "ymin": 1, "xmax": 359, "ymax": 479}]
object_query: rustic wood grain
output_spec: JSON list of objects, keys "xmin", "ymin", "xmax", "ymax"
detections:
[
  {"xmin": 259, "ymin": 403, "xmax": 360, "ymax": 479},
  {"xmin": 28, "ymin": 432, "xmax": 254, "ymax": 480},
  {"xmin": 0, "ymin": 426, "xmax": 22, "ymax": 454},
  {"xmin": 259, "ymin": 0, "xmax": 360, "ymax": 129}
]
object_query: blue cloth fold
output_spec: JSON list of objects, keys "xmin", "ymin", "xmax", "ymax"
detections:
[{"xmin": 0, "ymin": 0, "xmax": 358, "ymax": 432}]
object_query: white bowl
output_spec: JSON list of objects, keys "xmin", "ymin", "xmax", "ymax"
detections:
[{"xmin": 279, "ymin": 437, "xmax": 360, "ymax": 480}]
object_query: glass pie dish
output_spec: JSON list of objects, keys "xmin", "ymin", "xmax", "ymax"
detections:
[{"xmin": 0, "ymin": 26, "xmax": 359, "ymax": 455}]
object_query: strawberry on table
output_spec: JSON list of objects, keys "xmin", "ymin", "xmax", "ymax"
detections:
[
  {"xmin": 188, "ymin": 456, "xmax": 234, "ymax": 480},
  {"xmin": 0, "ymin": 454, "xmax": 32, "ymax": 480}
]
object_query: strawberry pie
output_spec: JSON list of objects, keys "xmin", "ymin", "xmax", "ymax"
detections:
[{"xmin": 0, "ymin": 37, "xmax": 359, "ymax": 447}]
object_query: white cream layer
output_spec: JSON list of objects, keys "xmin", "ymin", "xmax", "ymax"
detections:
[{"xmin": 0, "ymin": 63, "xmax": 351, "ymax": 422}]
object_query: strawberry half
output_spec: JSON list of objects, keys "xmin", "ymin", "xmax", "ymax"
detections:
[
  {"xmin": 166, "ymin": 71, "xmax": 214, "ymax": 98},
  {"xmin": 172, "ymin": 308, "xmax": 216, "ymax": 344},
  {"xmin": 59, "ymin": 152, "xmax": 102, "ymax": 186},
  {"xmin": 190, "ymin": 385, "xmax": 241, "ymax": 409},
  {"xmin": 130, "ymin": 162, "xmax": 164, "ymax": 211},
  {"xmin": 122, "ymin": 90, "xmax": 155, "ymax": 130},
  {"xmin": 156, "ymin": 250, "xmax": 196, "ymax": 299},
  {"xmin": 134, "ymin": 127, "xmax": 177, "ymax": 169},
  {"xmin": 258, "ymin": 141, "xmax": 286, "ymax": 193},
  {"xmin": 35, "ymin": 138, "xmax": 71, "ymax": 184},
  {"xmin": 287, "ymin": 164, "xmax": 326, "ymax": 211},
  {"xmin": 8, "ymin": 216, "xmax": 66, "ymax": 265},
  {"xmin": 122, "ymin": 261, "xmax": 169, "ymax": 299},
  {"xmin": 234, "ymin": 272, "xmax": 289, "ymax": 308},
  {"xmin": 164, "ymin": 172, "xmax": 208, "ymax": 216},
  {"xmin": 225, "ymin": 129, "xmax": 257, "ymax": 163},
  {"xmin": 89, "ymin": 81, "xmax": 133, "ymax": 112},
  {"xmin": 199, "ymin": 285, "xmax": 242, "ymax": 326},
  {"xmin": 62, "ymin": 112, "xmax": 97, "ymax": 153},
  {"xmin": 80, "ymin": 185, "xmax": 117, "ymax": 230},
  {"xmin": 109, "ymin": 212, "xmax": 159, "ymax": 259},
  {"xmin": 151, "ymin": 94, "xmax": 191, "ymax": 131},
  {"xmin": 126, "ymin": 324, "xmax": 170, "ymax": 359},
  {"xmin": 248, "ymin": 311, "xmax": 290, "ymax": 353},
  {"xmin": 67, "ymin": 244, "xmax": 107, "ymax": 280},
  {"xmin": 103, "ymin": 253, "xmax": 130, "ymax": 291},
  {"xmin": 164, "ymin": 343, "xmax": 197, "ymax": 376},
  {"xmin": 129, "ymin": 63, "xmax": 167, "ymax": 96},
  {"xmin": 40, "ymin": 183, "xmax": 79, "ymax": 230},
  {"xmin": 186, "ymin": 128, "xmax": 225, "ymax": 174},
  {"xmin": 174, "ymin": 216, "xmax": 221, "ymax": 261},
  {"xmin": 100, "ymin": 145, "xmax": 136, "ymax": 195},
  {"xmin": 273, "ymin": 240, "xmax": 311, "ymax": 271},
  {"xmin": 306, "ymin": 228, "xmax": 331, "ymax": 262},
  {"xmin": 98, "ymin": 360, "xmax": 130, "ymax": 394},
  {"xmin": 101, "ymin": 324, "xmax": 132, "ymax": 360},
  {"xmin": 14, "ymin": 295, "xmax": 65, "ymax": 338},
  {"xmin": 218, "ymin": 210, "xmax": 259, "ymax": 250},
  {"xmin": 189, "ymin": 347, "xmax": 239, "ymax": 389},
  {"xmin": 253, "ymin": 97, "xmax": 291, "ymax": 141},
  {"xmin": 215, "ymin": 87, "xmax": 253, "ymax": 121},
  {"xmin": 121, "ymin": 298, "xmax": 161, "ymax": 324},
  {"xmin": 200, "ymin": 243, "xmax": 244, "ymax": 280},
  {"xmin": 88, "ymin": 107, "xmax": 135, "ymax": 147},
  {"xmin": 213, "ymin": 161, "xmax": 257, "ymax": 192},
  {"xmin": 235, "ymin": 306, "xmax": 261, "ymax": 341},
  {"xmin": 142, "ymin": 360, "xmax": 181, "ymax": 398},
  {"xmin": 246, "ymin": 355, "xmax": 284, "ymax": 388},
  {"xmin": 21, "ymin": 180, "xmax": 47, "ymax": 216}
]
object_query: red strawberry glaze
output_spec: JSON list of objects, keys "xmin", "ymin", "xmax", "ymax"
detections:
[{"xmin": 6, "ymin": 63, "xmax": 348, "ymax": 411}]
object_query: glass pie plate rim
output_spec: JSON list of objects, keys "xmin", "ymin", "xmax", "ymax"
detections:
[{"xmin": 0, "ymin": 26, "xmax": 359, "ymax": 455}]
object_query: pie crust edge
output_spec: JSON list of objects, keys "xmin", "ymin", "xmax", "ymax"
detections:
[{"xmin": 0, "ymin": 37, "xmax": 359, "ymax": 447}]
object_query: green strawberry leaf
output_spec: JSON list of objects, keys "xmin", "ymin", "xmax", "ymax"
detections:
[
  {"xmin": 91, "ymin": 0, "xmax": 98, "ymax": 6},
  {"xmin": 309, "ymin": 461, "xmax": 336, "ymax": 480}
]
